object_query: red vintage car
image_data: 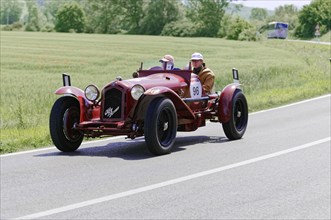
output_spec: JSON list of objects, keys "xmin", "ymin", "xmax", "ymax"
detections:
[{"xmin": 50, "ymin": 63, "xmax": 248, "ymax": 155}]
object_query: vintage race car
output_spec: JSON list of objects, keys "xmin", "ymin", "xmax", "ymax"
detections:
[{"xmin": 50, "ymin": 63, "xmax": 248, "ymax": 155}]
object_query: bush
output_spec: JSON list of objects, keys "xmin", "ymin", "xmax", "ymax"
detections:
[
  {"xmin": 25, "ymin": 23, "xmax": 38, "ymax": 32},
  {"xmin": 238, "ymin": 27, "xmax": 261, "ymax": 41},
  {"xmin": 41, "ymin": 24, "xmax": 55, "ymax": 32},
  {"xmin": 227, "ymin": 17, "xmax": 253, "ymax": 40},
  {"xmin": 161, "ymin": 19, "xmax": 196, "ymax": 37},
  {"xmin": 11, "ymin": 21, "xmax": 23, "ymax": 30},
  {"xmin": 2, "ymin": 25, "xmax": 12, "ymax": 31},
  {"xmin": 2, "ymin": 22, "xmax": 23, "ymax": 31}
]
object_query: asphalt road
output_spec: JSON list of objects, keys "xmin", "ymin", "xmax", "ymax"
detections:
[{"xmin": 1, "ymin": 95, "xmax": 330, "ymax": 220}]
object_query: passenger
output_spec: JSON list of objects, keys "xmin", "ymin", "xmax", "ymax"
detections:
[
  {"xmin": 159, "ymin": 54, "xmax": 180, "ymax": 70},
  {"xmin": 190, "ymin": 52, "xmax": 215, "ymax": 94}
]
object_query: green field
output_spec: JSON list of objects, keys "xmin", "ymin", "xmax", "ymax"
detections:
[{"xmin": 0, "ymin": 31, "xmax": 330, "ymax": 154}]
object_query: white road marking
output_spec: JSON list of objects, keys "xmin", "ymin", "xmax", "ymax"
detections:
[
  {"xmin": 15, "ymin": 137, "xmax": 330, "ymax": 219},
  {"xmin": 250, "ymin": 94, "xmax": 330, "ymax": 115},
  {"xmin": 2, "ymin": 94, "xmax": 330, "ymax": 158}
]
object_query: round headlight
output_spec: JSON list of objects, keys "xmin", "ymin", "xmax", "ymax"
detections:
[
  {"xmin": 85, "ymin": 85, "xmax": 100, "ymax": 101},
  {"xmin": 131, "ymin": 85, "xmax": 145, "ymax": 100}
]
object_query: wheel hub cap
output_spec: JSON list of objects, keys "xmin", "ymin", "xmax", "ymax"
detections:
[{"xmin": 163, "ymin": 122, "xmax": 169, "ymax": 131}]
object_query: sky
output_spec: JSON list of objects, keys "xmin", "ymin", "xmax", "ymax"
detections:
[{"xmin": 231, "ymin": 0, "xmax": 312, "ymax": 10}]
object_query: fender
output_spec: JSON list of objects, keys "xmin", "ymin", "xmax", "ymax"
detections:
[
  {"xmin": 54, "ymin": 86, "xmax": 92, "ymax": 122},
  {"xmin": 218, "ymin": 83, "xmax": 242, "ymax": 123},
  {"xmin": 55, "ymin": 86, "xmax": 85, "ymax": 97},
  {"xmin": 133, "ymin": 86, "xmax": 196, "ymax": 121},
  {"xmin": 144, "ymin": 86, "xmax": 172, "ymax": 96}
]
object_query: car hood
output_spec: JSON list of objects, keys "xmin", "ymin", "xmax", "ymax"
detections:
[{"xmin": 112, "ymin": 73, "xmax": 188, "ymax": 90}]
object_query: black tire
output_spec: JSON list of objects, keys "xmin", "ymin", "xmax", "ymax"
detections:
[
  {"xmin": 222, "ymin": 90, "xmax": 248, "ymax": 140},
  {"xmin": 49, "ymin": 96, "xmax": 83, "ymax": 152},
  {"xmin": 144, "ymin": 98, "xmax": 177, "ymax": 155}
]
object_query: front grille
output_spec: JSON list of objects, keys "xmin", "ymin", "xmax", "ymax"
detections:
[{"xmin": 103, "ymin": 88, "xmax": 122, "ymax": 120}]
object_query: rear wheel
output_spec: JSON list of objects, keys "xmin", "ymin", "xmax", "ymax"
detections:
[
  {"xmin": 49, "ymin": 97, "xmax": 83, "ymax": 152},
  {"xmin": 144, "ymin": 98, "xmax": 177, "ymax": 155},
  {"xmin": 222, "ymin": 91, "xmax": 248, "ymax": 140}
]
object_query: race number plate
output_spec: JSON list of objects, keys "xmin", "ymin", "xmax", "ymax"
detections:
[{"xmin": 190, "ymin": 81, "xmax": 202, "ymax": 98}]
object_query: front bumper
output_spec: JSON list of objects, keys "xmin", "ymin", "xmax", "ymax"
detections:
[{"xmin": 75, "ymin": 120, "xmax": 137, "ymax": 138}]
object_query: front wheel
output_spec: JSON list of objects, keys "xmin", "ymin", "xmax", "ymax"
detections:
[
  {"xmin": 144, "ymin": 98, "xmax": 177, "ymax": 155},
  {"xmin": 222, "ymin": 91, "xmax": 248, "ymax": 140},
  {"xmin": 49, "ymin": 96, "xmax": 83, "ymax": 152}
]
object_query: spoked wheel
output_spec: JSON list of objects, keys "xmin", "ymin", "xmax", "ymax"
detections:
[
  {"xmin": 50, "ymin": 97, "xmax": 83, "ymax": 152},
  {"xmin": 144, "ymin": 98, "xmax": 177, "ymax": 155},
  {"xmin": 222, "ymin": 90, "xmax": 248, "ymax": 140}
]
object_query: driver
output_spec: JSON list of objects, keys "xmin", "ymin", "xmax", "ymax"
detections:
[
  {"xmin": 159, "ymin": 54, "xmax": 179, "ymax": 70},
  {"xmin": 190, "ymin": 52, "xmax": 215, "ymax": 94}
]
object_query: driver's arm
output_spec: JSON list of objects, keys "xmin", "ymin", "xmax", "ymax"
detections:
[{"xmin": 201, "ymin": 69, "xmax": 215, "ymax": 94}]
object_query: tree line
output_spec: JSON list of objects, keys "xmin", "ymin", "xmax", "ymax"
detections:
[{"xmin": 1, "ymin": 0, "xmax": 330, "ymax": 40}]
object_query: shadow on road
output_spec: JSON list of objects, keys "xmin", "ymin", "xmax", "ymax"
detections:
[{"xmin": 35, "ymin": 135, "xmax": 228, "ymax": 160}]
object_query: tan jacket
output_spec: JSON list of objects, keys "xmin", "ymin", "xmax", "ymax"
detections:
[{"xmin": 198, "ymin": 67, "xmax": 215, "ymax": 94}]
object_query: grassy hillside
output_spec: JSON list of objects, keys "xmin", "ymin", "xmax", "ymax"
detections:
[{"xmin": 0, "ymin": 31, "xmax": 330, "ymax": 154}]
